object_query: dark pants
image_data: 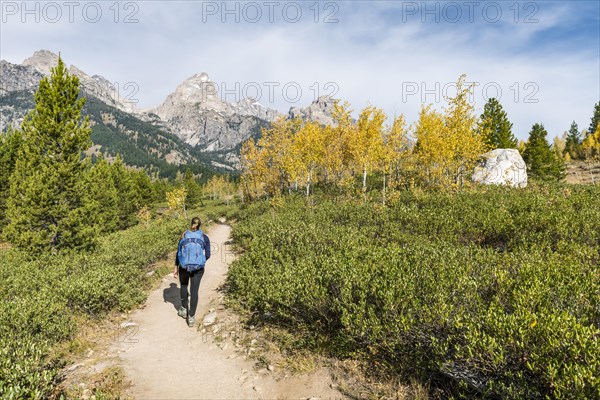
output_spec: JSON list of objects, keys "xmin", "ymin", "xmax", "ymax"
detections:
[{"xmin": 178, "ymin": 267, "xmax": 204, "ymax": 318}]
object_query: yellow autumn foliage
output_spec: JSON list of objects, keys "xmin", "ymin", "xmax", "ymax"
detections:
[
  {"xmin": 413, "ymin": 74, "xmax": 487, "ymax": 188},
  {"xmin": 240, "ymin": 74, "xmax": 489, "ymax": 198},
  {"xmin": 166, "ymin": 187, "xmax": 187, "ymax": 218},
  {"xmin": 581, "ymin": 122, "xmax": 600, "ymax": 161}
]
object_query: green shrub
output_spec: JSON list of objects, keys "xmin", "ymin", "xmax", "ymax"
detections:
[
  {"xmin": 227, "ymin": 184, "xmax": 600, "ymax": 398},
  {"xmin": 0, "ymin": 335, "xmax": 58, "ymax": 400},
  {"xmin": 0, "ymin": 217, "xmax": 184, "ymax": 398}
]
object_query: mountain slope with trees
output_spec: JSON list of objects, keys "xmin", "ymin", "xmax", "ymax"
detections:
[{"xmin": 0, "ymin": 89, "xmax": 226, "ymax": 178}]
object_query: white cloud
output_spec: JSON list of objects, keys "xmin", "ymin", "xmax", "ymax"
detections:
[{"xmin": 1, "ymin": 0, "xmax": 598, "ymax": 139}]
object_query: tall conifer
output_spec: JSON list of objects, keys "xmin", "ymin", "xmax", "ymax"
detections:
[
  {"xmin": 4, "ymin": 57, "xmax": 94, "ymax": 251},
  {"xmin": 0, "ymin": 127, "xmax": 22, "ymax": 230},
  {"xmin": 522, "ymin": 123, "xmax": 565, "ymax": 181},
  {"xmin": 478, "ymin": 98, "xmax": 517, "ymax": 149}
]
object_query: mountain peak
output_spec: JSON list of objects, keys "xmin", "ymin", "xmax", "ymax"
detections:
[
  {"xmin": 194, "ymin": 72, "xmax": 210, "ymax": 82},
  {"xmin": 172, "ymin": 72, "xmax": 220, "ymax": 105},
  {"xmin": 289, "ymin": 95, "xmax": 337, "ymax": 126},
  {"xmin": 22, "ymin": 50, "xmax": 60, "ymax": 75},
  {"xmin": 11, "ymin": 50, "xmax": 135, "ymax": 113}
]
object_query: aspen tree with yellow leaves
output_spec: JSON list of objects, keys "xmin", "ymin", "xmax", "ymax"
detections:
[
  {"xmin": 326, "ymin": 101, "xmax": 355, "ymax": 187},
  {"xmin": 445, "ymin": 75, "xmax": 488, "ymax": 186},
  {"xmin": 413, "ymin": 105, "xmax": 447, "ymax": 185},
  {"xmin": 321, "ymin": 124, "xmax": 342, "ymax": 185},
  {"xmin": 240, "ymin": 75, "xmax": 490, "ymax": 198},
  {"xmin": 581, "ymin": 122, "xmax": 600, "ymax": 160},
  {"xmin": 413, "ymin": 75, "xmax": 487, "ymax": 188},
  {"xmin": 293, "ymin": 121, "xmax": 326, "ymax": 197},
  {"xmin": 240, "ymin": 117, "xmax": 299, "ymax": 197},
  {"xmin": 204, "ymin": 175, "xmax": 236, "ymax": 203},
  {"xmin": 350, "ymin": 106, "xmax": 387, "ymax": 201},
  {"xmin": 581, "ymin": 122, "xmax": 600, "ymax": 184},
  {"xmin": 166, "ymin": 187, "xmax": 187, "ymax": 218},
  {"xmin": 259, "ymin": 117, "xmax": 291, "ymax": 195},
  {"xmin": 240, "ymin": 139, "xmax": 262, "ymax": 200},
  {"xmin": 382, "ymin": 114, "xmax": 410, "ymax": 202}
]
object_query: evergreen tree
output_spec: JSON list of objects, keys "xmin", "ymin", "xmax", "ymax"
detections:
[
  {"xmin": 478, "ymin": 98, "xmax": 517, "ymax": 149},
  {"xmin": 132, "ymin": 170, "xmax": 155, "ymax": 207},
  {"xmin": 110, "ymin": 155, "xmax": 140, "ymax": 230},
  {"xmin": 522, "ymin": 123, "xmax": 565, "ymax": 181},
  {"xmin": 564, "ymin": 121, "xmax": 581, "ymax": 159},
  {"xmin": 152, "ymin": 179, "xmax": 171, "ymax": 204},
  {"xmin": 183, "ymin": 169, "xmax": 203, "ymax": 208},
  {"xmin": 82, "ymin": 156, "xmax": 120, "ymax": 234},
  {"xmin": 589, "ymin": 102, "xmax": 600, "ymax": 137},
  {"xmin": 4, "ymin": 57, "xmax": 94, "ymax": 252},
  {"xmin": 0, "ymin": 127, "xmax": 22, "ymax": 230}
]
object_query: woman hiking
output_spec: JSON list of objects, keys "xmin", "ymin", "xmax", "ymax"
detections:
[{"xmin": 174, "ymin": 217, "xmax": 211, "ymax": 327}]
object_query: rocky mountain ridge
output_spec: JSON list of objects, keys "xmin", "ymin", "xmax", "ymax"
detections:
[
  {"xmin": 1, "ymin": 50, "xmax": 338, "ymax": 171},
  {"xmin": 2, "ymin": 50, "xmax": 136, "ymax": 113},
  {"xmin": 145, "ymin": 72, "xmax": 283, "ymax": 153},
  {"xmin": 289, "ymin": 95, "xmax": 337, "ymax": 126}
]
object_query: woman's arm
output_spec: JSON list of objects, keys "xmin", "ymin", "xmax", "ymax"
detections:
[
  {"xmin": 204, "ymin": 234, "xmax": 211, "ymax": 260},
  {"xmin": 174, "ymin": 236, "xmax": 184, "ymax": 276}
]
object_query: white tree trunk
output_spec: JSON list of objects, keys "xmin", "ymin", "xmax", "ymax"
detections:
[
  {"xmin": 382, "ymin": 171, "xmax": 386, "ymax": 206},
  {"xmin": 363, "ymin": 166, "xmax": 367, "ymax": 202}
]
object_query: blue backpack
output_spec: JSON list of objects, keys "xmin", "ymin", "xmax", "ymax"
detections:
[{"xmin": 177, "ymin": 230, "xmax": 206, "ymax": 272}]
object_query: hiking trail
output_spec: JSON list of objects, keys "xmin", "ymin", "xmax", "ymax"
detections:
[{"xmin": 74, "ymin": 223, "xmax": 346, "ymax": 399}]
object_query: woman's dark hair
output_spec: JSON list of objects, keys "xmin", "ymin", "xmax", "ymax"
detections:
[{"xmin": 190, "ymin": 217, "xmax": 201, "ymax": 231}]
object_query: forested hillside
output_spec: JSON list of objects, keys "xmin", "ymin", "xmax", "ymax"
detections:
[{"xmin": 0, "ymin": 89, "xmax": 228, "ymax": 179}]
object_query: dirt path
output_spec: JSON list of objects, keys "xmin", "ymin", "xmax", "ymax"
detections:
[{"xmin": 111, "ymin": 223, "xmax": 345, "ymax": 400}]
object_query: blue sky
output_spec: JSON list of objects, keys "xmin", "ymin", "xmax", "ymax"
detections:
[{"xmin": 1, "ymin": 0, "xmax": 599, "ymax": 140}]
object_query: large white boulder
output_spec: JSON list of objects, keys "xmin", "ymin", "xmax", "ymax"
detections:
[{"xmin": 472, "ymin": 149, "xmax": 527, "ymax": 188}]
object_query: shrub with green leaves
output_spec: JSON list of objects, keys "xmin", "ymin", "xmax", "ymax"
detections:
[
  {"xmin": 227, "ymin": 184, "xmax": 600, "ymax": 398},
  {"xmin": 0, "ymin": 217, "xmax": 184, "ymax": 399}
]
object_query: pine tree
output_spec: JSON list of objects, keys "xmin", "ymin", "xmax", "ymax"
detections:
[
  {"xmin": 110, "ymin": 155, "xmax": 140, "ymax": 230},
  {"xmin": 522, "ymin": 123, "xmax": 565, "ymax": 181},
  {"xmin": 478, "ymin": 98, "xmax": 517, "ymax": 149},
  {"xmin": 589, "ymin": 102, "xmax": 600, "ymax": 137},
  {"xmin": 132, "ymin": 170, "xmax": 155, "ymax": 207},
  {"xmin": 151, "ymin": 179, "xmax": 171, "ymax": 204},
  {"xmin": 0, "ymin": 127, "xmax": 22, "ymax": 230},
  {"xmin": 82, "ymin": 156, "xmax": 119, "ymax": 234},
  {"xmin": 564, "ymin": 121, "xmax": 581, "ymax": 159},
  {"xmin": 183, "ymin": 169, "xmax": 203, "ymax": 208},
  {"xmin": 4, "ymin": 57, "xmax": 94, "ymax": 252}
]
